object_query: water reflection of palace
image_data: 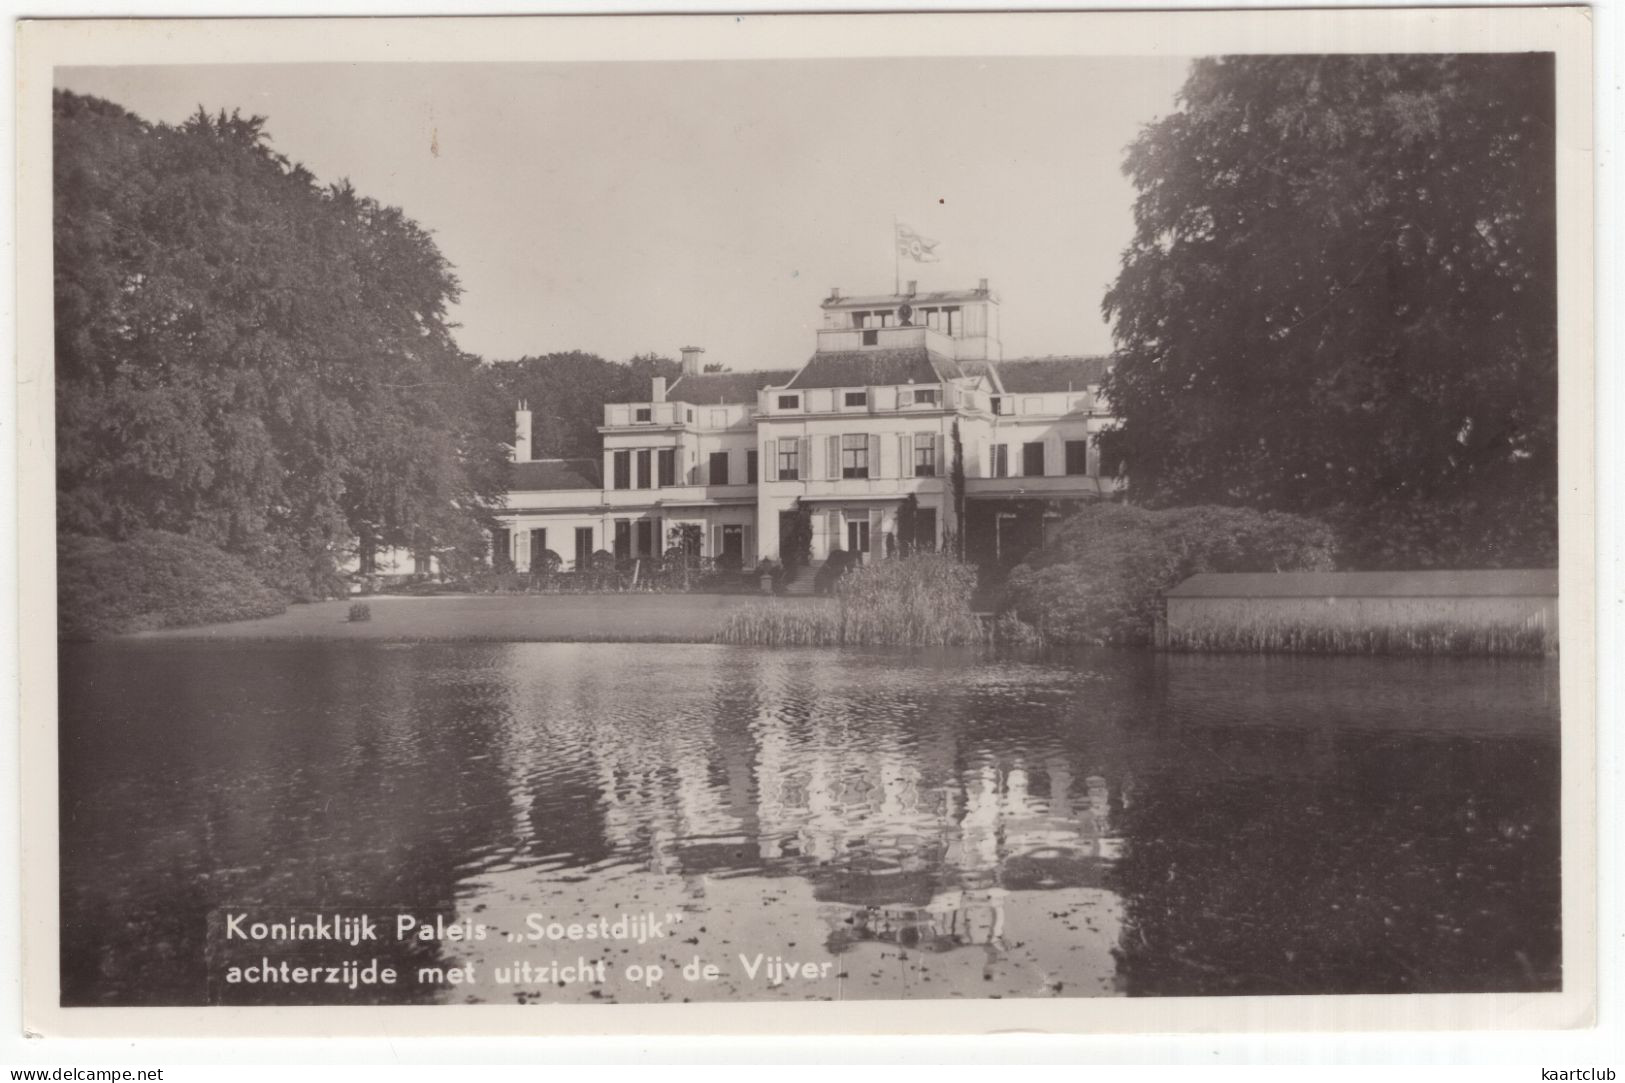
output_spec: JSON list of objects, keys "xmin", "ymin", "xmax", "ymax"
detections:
[{"xmin": 488, "ymin": 648, "xmax": 1126, "ymax": 956}]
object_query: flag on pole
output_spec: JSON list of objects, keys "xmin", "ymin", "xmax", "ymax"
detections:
[{"xmin": 896, "ymin": 223, "xmax": 941, "ymax": 263}]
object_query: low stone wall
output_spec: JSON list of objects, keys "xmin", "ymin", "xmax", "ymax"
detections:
[{"xmin": 1163, "ymin": 594, "xmax": 1556, "ymax": 655}]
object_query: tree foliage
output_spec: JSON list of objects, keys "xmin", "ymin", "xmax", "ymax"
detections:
[
  {"xmin": 487, "ymin": 351, "xmax": 679, "ymax": 460},
  {"xmin": 1006, "ymin": 504, "xmax": 1336, "ymax": 645},
  {"xmin": 54, "ymin": 91, "xmax": 508, "ymax": 594},
  {"xmin": 1101, "ymin": 55, "xmax": 1556, "ymax": 568}
]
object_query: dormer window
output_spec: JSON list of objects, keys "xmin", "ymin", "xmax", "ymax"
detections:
[
  {"xmin": 914, "ymin": 388, "xmax": 939, "ymax": 406},
  {"xmin": 777, "ymin": 394, "xmax": 801, "ymax": 410},
  {"xmin": 634, "ymin": 407, "xmax": 652, "ymax": 423},
  {"xmin": 861, "ymin": 330, "xmax": 879, "ymax": 346},
  {"xmin": 844, "ymin": 391, "xmax": 867, "ymax": 408}
]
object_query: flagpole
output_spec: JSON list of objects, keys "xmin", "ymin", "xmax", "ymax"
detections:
[{"xmin": 893, "ymin": 216, "xmax": 900, "ymax": 296}]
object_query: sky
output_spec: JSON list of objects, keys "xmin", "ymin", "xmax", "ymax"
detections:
[{"xmin": 57, "ymin": 57, "xmax": 1191, "ymax": 368}]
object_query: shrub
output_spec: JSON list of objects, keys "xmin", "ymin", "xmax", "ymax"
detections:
[
  {"xmin": 718, "ymin": 551, "xmax": 984, "ymax": 647},
  {"xmin": 58, "ymin": 530, "xmax": 288, "ymax": 639},
  {"xmin": 814, "ymin": 548, "xmax": 850, "ymax": 595},
  {"xmin": 781, "ymin": 502, "xmax": 813, "ymax": 569},
  {"xmin": 348, "ymin": 602, "xmax": 373, "ymax": 623},
  {"xmin": 1005, "ymin": 504, "xmax": 1336, "ymax": 645}
]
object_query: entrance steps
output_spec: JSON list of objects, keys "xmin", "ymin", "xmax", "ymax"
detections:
[{"xmin": 779, "ymin": 562, "xmax": 821, "ymax": 596}]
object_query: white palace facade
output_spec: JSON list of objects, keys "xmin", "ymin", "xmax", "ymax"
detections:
[{"xmin": 491, "ymin": 280, "xmax": 1123, "ymax": 573}]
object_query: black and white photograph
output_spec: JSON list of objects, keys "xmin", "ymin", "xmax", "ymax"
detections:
[{"xmin": 16, "ymin": 9, "xmax": 1595, "ymax": 1038}]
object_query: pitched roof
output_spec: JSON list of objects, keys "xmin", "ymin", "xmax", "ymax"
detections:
[
  {"xmin": 510, "ymin": 458, "xmax": 601, "ymax": 491},
  {"xmin": 787, "ymin": 347, "xmax": 963, "ymax": 390},
  {"xmin": 667, "ymin": 370, "xmax": 796, "ymax": 404},
  {"xmin": 1165, "ymin": 570, "xmax": 1559, "ymax": 599},
  {"xmin": 994, "ymin": 356, "xmax": 1111, "ymax": 394}
]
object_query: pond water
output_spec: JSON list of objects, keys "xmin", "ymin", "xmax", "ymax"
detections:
[{"xmin": 58, "ymin": 641, "xmax": 1561, "ymax": 1006}]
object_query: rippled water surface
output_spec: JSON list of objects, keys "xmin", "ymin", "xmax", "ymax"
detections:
[{"xmin": 59, "ymin": 642, "xmax": 1561, "ymax": 1005}]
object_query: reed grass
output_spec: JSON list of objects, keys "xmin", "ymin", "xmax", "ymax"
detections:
[
  {"xmin": 1164, "ymin": 617, "xmax": 1554, "ymax": 656},
  {"xmin": 717, "ymin": 552, "xmax": 985, "ymax": 647}
]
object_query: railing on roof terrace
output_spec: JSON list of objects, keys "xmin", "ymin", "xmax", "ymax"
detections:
[
  {"xmin": 815, "ymin": 324, "xmax": 956, "ymax": 354},
  {"xmin": 603, "ymin": 401, "xmax": 681, "ymax": 428}
]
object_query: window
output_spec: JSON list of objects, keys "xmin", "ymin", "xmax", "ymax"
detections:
[
  {"xmin": 992, "ymin": 444, "xmax": 1009, "ymax": 478},
  {"xmin": 861, "ymin": 330, "xmax": 879, "ymax": 346},
  {"xmin": 913, "ymin": 432, "xmax": 937, "ymax": 478},
  {"xmin": 777, "ymin": 439, "xmax": 800, "ymax": 481},
  {"xmin": 687, "ymin": 409, "xmax": 694, "ymax": 423},
  {"xmin": 852, "ymin": 311, "xmax": 869, "ymax": 329},
  {"xmin": 614, "ymin": 519, "xmax": 631, "ymax": 560},
  {"xmin": 1065, "ymin": 440, "xmax": 1089, "ymax": 476},
  {"xmin": 916, "ymin": 509, "xmax": 937, "ymax": 551},
  {"xmin": 990, "ymin": 396, "xmax": 1004, "ymax": 416},
  {"xmin": 573, "ymin": 527, "xmax": 593, "ymax": 570},
  {"xmin": 636, "ymin": 519, "xmax": 656, "ymax": 558},
  {"xmin": 657, "ymin": 448, "xmax": 676, "ymax": 487},
  {"xmin": 1023, "ymin": 442, "xmax": 1046, "ymax": 477},
  {"xmin": 709, "ymin": 451, "xmax": 730, "ymax": 486},
  {"xmin": 846, "ymin": 516, "xmax": 871, "ymax": 554},
  {"xmin": 777, "ymin": 394, "xmax": 801, "ymax": 410},
  {"xmin": 841, "ymin": 434, "xmax": 869, "ymax": 479},
  {"xmin": 636, "ymin": 449, "xmax": 652, "ymax": 490},
  {"xmin": 746, "ymin": 450, "xmax": 758, "ymax": 484},
  {"xmin": 612, "ymin": 450, "xmax": 631, "ymax": 489},
  {"xmin": 914, "ymin": 388, "xmax": 939, "ymax": 406},
  {"xmin": 844, "ymin": 391, "xmax": 867, "ymax": 408},
  {"xmin": 634, "ymin": 407, "xmax": 652, "ymax": 423}
]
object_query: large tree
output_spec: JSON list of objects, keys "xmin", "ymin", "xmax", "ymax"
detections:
[
  {"xmin": 54, "ymin": 91, "xmax": 507, "ymax": 592},
  {"xmin": 1101, "ymin": 55, "xmax": 1556, "ymax": 567}
]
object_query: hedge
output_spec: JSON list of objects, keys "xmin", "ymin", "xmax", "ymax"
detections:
[{"xmin": 58, "ymin": 530, "xmax": 288, "ymax": 639}]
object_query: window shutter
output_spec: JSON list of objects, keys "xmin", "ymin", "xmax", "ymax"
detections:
[
  {"xmin": 826, "ymin": 435, "xmax": 840, "ymax": 480},
  {"xmin": 712, "ymin": 524, "xmax": 723, "ymax": 558},
  {"xmin": 743, "ymin": 525, "xmax": 755, "ymax": 563},
  {"xmin": 764, "ymin": 441, "xmax": 777, "ymax": 482},
  {"xmin": 898, "ymin": 434, "xmax": 911, "ymax": 478},
  {"xmin": 800, "ymin": 436, "xmax": 812, "ymax": 480},
  {"xmin": 935, "ymin": 433, "xmax": 946, "ymax": 475},
  {"xmin": 868, "ymin": 434, "xmax": 882, "ymax": 477},
  {"xmin": 827, "ymin": 510, "xmax": 842, "ymax": 547}
]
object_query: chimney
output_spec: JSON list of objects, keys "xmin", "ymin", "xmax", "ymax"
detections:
[
  {"xmin": 513, "ymin": 400, "xmax": 532, "ymax": 462},
  {"xmin": 651, "ymin": 376, "xmax": 667, "ymax": 403},
  {"xmin": 829, "ymin": 287, "xmax": 841, "ymax": 302},
  {"xmin": 680, "ymin": 345, "xmax": 704, "ymax": 376},
  {"xmin": 978, "ymin": 277, "xmax": 989, "ymax": 293},
  {"xmin": 906, "ymin": 279, "xmax": 917, "ymax": 297}
]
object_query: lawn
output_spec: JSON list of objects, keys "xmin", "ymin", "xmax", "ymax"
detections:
[{"xmin": 131, "ymin": 592, "xmax": 828, "ymax": 643}]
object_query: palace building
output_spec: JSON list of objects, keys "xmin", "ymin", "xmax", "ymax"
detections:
[{"xmin": 491, "ymin": 279, "xmax": 1123, "ymax": 574}]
